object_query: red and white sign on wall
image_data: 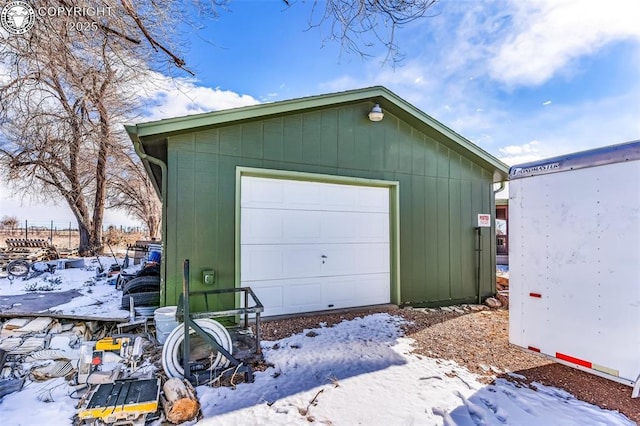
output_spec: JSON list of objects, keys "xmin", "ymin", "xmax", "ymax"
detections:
[{"xmin": 477, "ymin": 214, "xmax": 491, "ymax": 228}]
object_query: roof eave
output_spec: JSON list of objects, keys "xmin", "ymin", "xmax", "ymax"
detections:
[
  {"xmin": 133, "ymin": 87, "xmax": 393, "ymax": 138},
  {"xmin": 125, "ymin": 124, "xmax": 163, "ymax": 197},
  {"xmin": 129, "ymin": 86, "xmax": 509, "ymax": 182}
]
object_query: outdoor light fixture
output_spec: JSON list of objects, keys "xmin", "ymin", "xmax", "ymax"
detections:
[{"xmin": 368, "ymin": 104, "xmax": 384, "ymax": 122}]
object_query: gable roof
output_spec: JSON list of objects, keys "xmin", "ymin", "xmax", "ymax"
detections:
[{"xmin": 126, "ymin": 86, "xmax": 509, "ymax": 191}]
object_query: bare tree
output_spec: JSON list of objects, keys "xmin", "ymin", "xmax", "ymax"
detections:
[
  {"xmin": 0, "ymin": 4, "xmax": 144, "ymax": 252},
  {"xmin": 0, "ymin": 1, "xmax": 233, "ymax": 252},
  {"xmin": 104, "ymin": 0, "xmax": 439, "ymax": 71},
  {"xmin": 0, "ymin": 0, "xmax": 437, "ymax": 253},
  {"xmin": 107, "ymin": 152, "xmax": 162, "ymax": 238},
  {"xmin": 299, "ymin": 0, "xmax": 438, "ymax": 63},
  {"xmin": 0, "ymin": 215, "xmax": 19, "ymax": 231}
]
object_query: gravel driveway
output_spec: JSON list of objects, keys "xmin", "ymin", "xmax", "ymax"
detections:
[{"xmin": 260, "ymin": 306, "xmax": 640, "ymax": 423}]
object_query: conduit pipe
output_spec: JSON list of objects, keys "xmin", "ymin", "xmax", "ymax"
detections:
[
  {"xmin": 130, "ymin": 129, "xmax": 169, "ymax": 306},
  {"xmin": 161, "ymin": 318, "xmax": 233, "ymax": 379}
]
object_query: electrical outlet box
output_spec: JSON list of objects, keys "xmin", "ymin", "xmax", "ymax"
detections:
[{"xmin": 203, "ymin": 270, "xmax": 215, "ymax": 285}]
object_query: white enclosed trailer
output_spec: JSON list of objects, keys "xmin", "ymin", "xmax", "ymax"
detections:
[{"xmin": 508, "ymin": 140, "xmax": 640, "ymax": 397}]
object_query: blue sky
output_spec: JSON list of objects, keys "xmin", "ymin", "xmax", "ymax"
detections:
[
  {"xmin": 1, "ymin": 0, "xmax": 639, "ymax": 226},
  {"xmin": 150, "ymin": 0, "xmax": 639, "ymax": 163}
]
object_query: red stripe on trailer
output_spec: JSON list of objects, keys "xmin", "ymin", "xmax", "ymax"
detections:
[
  {"xmin": 529, "ymin": 292, "xmax": 542, "ymax": 298},
  {"xmin": 556, "ymin": 352, "xmax": 592, "ymax": 369},
  {"xmin": 527, "ymin": 346, "xmax": 541, "ymax": 352}
]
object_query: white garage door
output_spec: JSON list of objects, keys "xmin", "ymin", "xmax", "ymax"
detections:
[{"xmin": 240, "ymin": 176, "xmax": 391, "ymax": 316}]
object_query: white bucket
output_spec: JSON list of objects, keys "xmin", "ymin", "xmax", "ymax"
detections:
[{"xmin": 154, "ymin": 306, "xmax": 179, "ymax": 345}]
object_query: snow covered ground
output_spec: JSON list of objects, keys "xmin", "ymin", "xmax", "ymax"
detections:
[
  {"xmin": 194, "ymin": 314, "xmax": 633, "ymax": 426},
  {"xmin": 0, "ymin": 256, "xmax": 130, "ymax": 319},
  {"xmin": 0, "ymin": 261, "xmax": 634, "ymax": 425}
]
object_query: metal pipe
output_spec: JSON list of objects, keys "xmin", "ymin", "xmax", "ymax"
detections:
[
  {"xmin": 244, "ymin": 290, "xmax": 249, "ymax": 329},
  {"xmin": 476, "ymin": 227, "xmax": 482, "ymax": 304},
  {"xmin": 493, "ymin": 181, "xmax": 506, "ymax": 194},
  {"xmin": 255, "ymin": 311, "xmax": 262, "ymax": 356},
  {"xmin": 131, "ymin": 133, "xmax": 168, "ymax": 306},
  {"xmin": 182, "ymin": 259, "xmax": 191, "ymax": 383}
]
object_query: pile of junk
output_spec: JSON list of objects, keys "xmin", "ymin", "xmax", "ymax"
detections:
[{"xmin": 0, "ymin": 256, "xmax": 265, "ymax": 426}]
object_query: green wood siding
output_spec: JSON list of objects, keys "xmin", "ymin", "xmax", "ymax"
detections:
[{"xmin": 164, "ymin": 101, "xmax": 496, "ymax": 308}]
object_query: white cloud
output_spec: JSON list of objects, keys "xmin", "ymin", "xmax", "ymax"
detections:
[
  {"xmin": 318, "ymin": 4, "xmax": 516, "ymax": 141},
  {"xmin": 494, "ymin": 87, "xmax": 640, "ymax": 166},
  {"xmin": 0, "ymin": 70, "xmax": 259, "ymax": 226},
  {"xmin": 317, "ymin": 0, "xmax": 640, "ymax": 159},
  {"xmin": 489, "ymin": 0, "xmax": 640, "ymax": 86},
  {"xmin": 319, "ymin": 75, "xmax": 364, "ymax": 93},
  {"xmin": 498, "ymin": 141, "xmax": 544, "ymax": 165},
  {"xmin": 500, "ymin": 140, "xmax": 540, "ymax": 156},
  {"xmin": 261, "ymin": 93, "xmax": 279, "ymax": 102},
  {"xmin": 141, "ymin": 75, "xmax": 259, "ymax": 122},
  {"xmin": 319, "ymin": 57, "xmax": 462, "ymax": 117}
]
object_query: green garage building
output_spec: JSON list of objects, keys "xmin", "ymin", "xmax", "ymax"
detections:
[{"xmin": 126, "ymin": 86, "xmax": 508, "ymax": 316}]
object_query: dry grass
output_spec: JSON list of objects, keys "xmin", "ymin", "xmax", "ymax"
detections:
[{"xmin": 0, "ymin": 229, "xmax": 145, "ymax": 252}]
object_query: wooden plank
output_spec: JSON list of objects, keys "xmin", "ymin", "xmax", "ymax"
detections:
[{"xmin": 163, "ymin": 378, "xmax": 200, "ymax": 424}]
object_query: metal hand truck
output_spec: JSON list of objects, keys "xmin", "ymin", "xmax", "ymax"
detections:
[{"xmin": 175, "ymin": 259, "xmax": 264, "ymax": 385}]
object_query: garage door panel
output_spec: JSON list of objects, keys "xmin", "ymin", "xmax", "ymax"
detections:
[
  {"xmin": 241, "ymin": 177, "xmax": 389, "ymax": 213},
  {"xmin": 321, "ymin": 212, "xmax": 360, "ymax": 241},
  {"xmin": 241, "ymin": 209, "xmax": 283, "ymax": 243},
  {"xmin": 358, "ymin": 186, "xmax": 390, "ymax": 212},
  {"xmin": 249, "ymin": 284, "xmax": 284, "ymax": 313},
  {"xmin": 323, "ymin": 274, "xmax": 389, "ymax": 308},
  {"xmin": 325, "ymin": 279, "xmax": 356, "ymax": 305},
  {"xmin": 247, "ymin": 273, "xmax": 390, "ymax": 316},
  {"xmin": 283, "ymin": 181, "xmax": 322, "ymax": 208},
  {"xmin": 241, "ymin": 247, "xmax": 284, "ymax": 281},
  {"xmin": 320, "ymin": 212, "xmax": 389, "ymax": 243},
  {"xmin": 285, "ymin": 247, "xmax": 323, "ymax": 277},
  {"xmin": 241, "ymin": 177, "xmax": 284, "ymax": 206},
  {"xmin": 247, "ymin": 278, "xmax": 325, "ymax": 316},
  {"xmin": 319, "ymin": 246, "xmax": 358, "ymax": 276},
  {"xmin": 243, "ymin": 243, "xmax": 389, "ymax": 281},
  {"xmin": 354, "ymin": 275, "xmax": 390, "ymax": 305},
  {"xmin": 286, "ymin": 282, "xmax": 323, "ymax": 311},
  {"xmin": 355, "ymin": 244, "xmax": 390, "ymax": 274},
  {"xmin": 242, "ymin": 245, "xmax": 323, "ymax": 281},
  {"xmin": 284, "ymin": 210, "xmax": 322, "ymax": 241},
  {"xmin": 320, "ymin": 184, "xmax": 357, "ymax": 210},
  {"xmin": 240, "ymin": 175, "xmax": 391, "ymax": 316},
  {"xmin": 243, "ymin": 210, "xmax": 389, "ymax": 245},
  {"xmin": 357, "ymin": 213, "xmax": 389, "ymax": 241},
  {"xmin": 321, "ymin": 243, "xmax": 389, "ymax": 276}
]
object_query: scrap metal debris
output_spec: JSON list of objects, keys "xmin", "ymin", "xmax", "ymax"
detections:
[{"xmin": 0, "ymin": 239, "xmax": 60, "ymax": 278}]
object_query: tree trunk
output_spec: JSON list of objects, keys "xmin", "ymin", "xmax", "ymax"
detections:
[
  {"xmin": 77, "ymin": 221, "xmax": 92, "ymax": 255},
  {"xmin": 91, "ymin": 95, "xmax": 112, "ymax": 255},
  {"xmin": 147, "ymin": 216, "xmax": 161, "ymax": 239},
  {"xmin": 162, "ymin": 378, "xmax": 200, "ymax": 424}
]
